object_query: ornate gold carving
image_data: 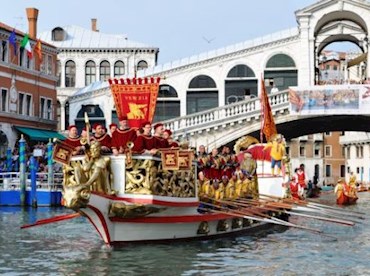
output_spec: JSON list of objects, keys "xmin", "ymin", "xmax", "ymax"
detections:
[
  {"xmin": 197, "ymin": 221, "xmax": 210, "ymax": 235},
  {"xmin": 108, "ymin": 202, "xmax": 164, "ymax": 218},
  {"xmin": 234, "ymin": 136, "xmax": 259, "ymax": 154},
  {"xmin": 125, "ymin": 159, "xmax": 196, "ymax": 197}
]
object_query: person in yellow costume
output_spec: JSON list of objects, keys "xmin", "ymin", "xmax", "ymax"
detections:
[
  {"xmin": 348, "ymin": 171, "xmax": 357, "ymax": 187},
  {"xmin": 264, "ymin": 134, "xmax": 285, "ymax": 176},
  {"xmin": 226, "ymin": 173, "xmax": 238, "ymax": 200}
]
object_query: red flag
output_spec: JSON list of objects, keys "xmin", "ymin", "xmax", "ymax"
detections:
[
  {"xmin": 260, "ymin": 78, "xmax": 277, "ymax": 142},
  {"xmin": 109, "ymin": 77, "xmax": 161, "ymax": 128},
  {"xmin": 33, "ymin": 39, "xmax": 42, "ymax": 62}
]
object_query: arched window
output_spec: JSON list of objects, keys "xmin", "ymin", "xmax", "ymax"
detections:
[
  {"xmin": 264, "ymin": 53, "xmax": 297, "ymax": 92},
  {"xmin": 225, "ymin": 65, "xmax": 257, "ymax": 104},
  {"xmin": 100, "ymin": 60, "xmax": 110, "ymax": 81},
  {"xmin": 154, "ymin": 85, "xmax": 180, "ymax": 122},
  {"xmin": 137, "ymin": 60, "xmax": 148, "ymax": 71},
  {"xmin": 266, "ymin": 54, "xmax": 296, "ymax": 68},
  {"xmin": 75, "ymin": 104, "xmax": 105, "ymax": 131},
  {"xmin": 187, "ymin": 75, "xmax": 218, "ymax": 114},
  {"xmin": 65, "ymin": 60, "xmax": 76, "ymax": 87},
  {"xmin": 56, "ymin": 60, "xmax": 61, "ymax": 87},
  {"xmin": 52, "ymin": 27, "xmax": 65, "ymax": 41},
  {"xmin": 114, "ymin": 61, "xmax": 125, "ymax": 77},
  {"xmin": 85, "ymin": 60, "xmax": 96, "ymax": 85}
]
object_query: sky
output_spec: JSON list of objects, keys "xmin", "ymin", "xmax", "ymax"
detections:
[{"xmin": 2, "ymin": 0, "xmax": 359, "ymax": 64}]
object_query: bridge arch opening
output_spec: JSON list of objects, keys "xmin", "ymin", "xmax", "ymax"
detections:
[
  {"xmin": 154, "ymin": 84, "xmax": 180, "ymax": 122},
  {"xmin": 187, "ymin": 75, "xmax": 218, "ymax": 114}
]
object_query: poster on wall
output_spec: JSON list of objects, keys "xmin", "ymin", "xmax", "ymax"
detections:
[{"xmin": 289, "ymin": 85, "xmax": 370, "ymax": 115}]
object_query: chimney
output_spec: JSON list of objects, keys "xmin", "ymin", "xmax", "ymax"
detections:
[
  {"xmin": 26, "ymin": 8, "xmax": 39, "ymax": 39},
  {"xmin": 91, "ymin": 18, "xmax": 99, "ymax": 32}
]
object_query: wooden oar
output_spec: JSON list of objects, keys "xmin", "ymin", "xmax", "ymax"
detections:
[
  {"xmin": 228, "ymin": 198, "xmax": 356, "ymax": 226},
  {"xmin": 199, "ymin": 203, "xmax": 323, "ymax": 234},
  {"xmin": 294, "ymin": 205, "xmax": 365, "ymax": 221},
  {"xmin": 21, "ymin": 213, "xmax": 80, "ymax": 229},
  {"xmin": 307, "ymin": 201, "xmax": 366, "ymax": 216}
]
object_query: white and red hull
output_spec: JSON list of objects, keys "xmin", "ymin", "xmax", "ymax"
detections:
[{"xmin": 80, "ymin": 192, "xmax": 285, "ymax": 245}]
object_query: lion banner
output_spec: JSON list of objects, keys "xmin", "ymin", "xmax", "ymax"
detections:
[{"xmin": 109, "ymin": 77, "xmax": 161, "ymax": 128}]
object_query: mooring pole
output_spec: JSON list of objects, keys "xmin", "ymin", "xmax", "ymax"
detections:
[
  {"xmin": 19, "ymin": 134, "xmax": 26, "ymax": 206},
  {"xmin": 47, "ymin": 139, "xmax": 54, "ymax": 189},
  {"xmin": 30, "ymin": 156, "xmax": 38, "ymax": 208}
]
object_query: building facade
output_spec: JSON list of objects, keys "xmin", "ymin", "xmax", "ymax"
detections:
[
  {"xmin": 0, "ymin": 8, "xmax": 59, "ymax": 154},
  {"xmin": 39, "ymin": 19, "xmax": 159, "ymax": 131}
]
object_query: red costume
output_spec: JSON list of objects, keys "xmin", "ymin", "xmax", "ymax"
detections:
[
  {"xmin": 154, "ymin": 136, "xmax": 169, "ymax": 149},
  {"xmin": 92, "ymin": 133, "xmax": 112, "ymax": 149},
  {"xmin": 290, "ymin": 181, "xmax": 300, "ymax": 200},
  {"xmin": 111, "ymin": 128, "xmax": 137, "ymax": 152},
  {"xmin": 296, "ymin": 170, "xmax": 306, "ymax": 189},
  {"xmin": 64, "ymin": 136, "xmax": 81, "ymax": 148},
  {"xmin": 132, "ymin": 135, "xmax": 157, "ymax": 153}
]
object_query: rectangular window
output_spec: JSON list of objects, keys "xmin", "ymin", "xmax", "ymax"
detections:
[
  {"xmin": 47, "ymin": 55, "xmax": 53, "ymax": 75},
  {"xmin": 357, "ymin": 167, "xmax": 360, "ymax": 174},
  {"xmin": 341, "ymin": 147, "xmax": 345, "ymax": 157},
  {"xmin": 340, "ymin": 165, "xmax": 345, "ymax": 178},
  {"xmin": 333, "ymin": 65, "xmax": 338, "ymax": 70},
  {"xmin": 346, "ymin": 147, "xmax": 351, "ymax": 158},
  {"xmin": 26, "ymin": 94, "xmax": 32, "ymax": 116},
  {"xmin": 314, "ymin": 143, "xmax": 320, "ymax": 157},
  {"xmin": 356, "ymin": 146, "xmax": 363, "ymax": 158},
  {"xmin": 325, "ymin": 145, "xmax": 331, "ymax": 157},
  {"xmin": 299, "ymin": 146, "xmax": 305, "ymax": 157},
  {"xmin": 18, "ymin": 93, "xmax": 24, "ymax": 114},
  {"xmin": 41, "ymin": 54, "xmax": 46, "ymax": 73},
  {"xmin": 1, "ymin": 88, "xmax": 7, "ymax": 112},
  {"xmin": 40, "ymin": 97, "xmax": 45, "ymax": 118},
  {"xmin": 1, "ymin": 40, "xmax": 8, "ymax": 62},
  {"xmin": 325, "ymin": 164, "xmax": 331, "ymax": 177},
  {"xmin": 325, "ymin": 65, "xmax": 330, "ymax": 70},
  {"xmin": 47, "ymin": 99, "xmax": 52, "ymax": 119},
  {"xmin": 347, "ymin": 167, "xmax": 350, "ymax": 173},
  {"xmin": 325, "ymin": 132, "xmax": 331, "ymax": 136}
]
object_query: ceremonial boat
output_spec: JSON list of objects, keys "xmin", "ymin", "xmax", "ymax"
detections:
[{"xmin": 58, "ymin": 139, "xmax": 287, "ymax": 245}]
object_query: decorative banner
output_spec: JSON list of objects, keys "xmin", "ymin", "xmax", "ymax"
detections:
[
  {"xmin": 52, "ymin": 143, "xmax": 74, "ymax": 165},
  {"xmin": 109, "ymin": 77, "xmax": 161, "ymax": 128},
  {"xmin": 178, "ymin": 150, "xmax": 194, "ymax": 171},
  {"xmin": 260, "ymin": 77, "xmax": 277, "ymax": 142},
  {"xmin": 289, "ymin": 85, "xmax": 370, "ymax": 115},
  {"xmin": 161, "ymin": 149, "xmax": 179, "ymax": 170}
]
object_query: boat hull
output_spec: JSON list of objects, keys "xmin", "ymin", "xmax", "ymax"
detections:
[{"xmin": 80, "ymin": 193, "xmax": 287, "ymax": 244}]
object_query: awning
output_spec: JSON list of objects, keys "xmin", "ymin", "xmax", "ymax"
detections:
[
  {"xmin": 347, "ymin": 52, "xmax": 367, "ymax": 68},
  {"xmin": 15, "ymin": 126, "xmax": 66, "ymax": 142}
]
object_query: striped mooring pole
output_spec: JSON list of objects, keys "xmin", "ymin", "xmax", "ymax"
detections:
[
  {"xmin": 47, "ymin": 139, "xmax": 54, "ymax": 188},
  {"xmin": 19, "ymin": 134, "xmax": 26, "ymax": 206}
]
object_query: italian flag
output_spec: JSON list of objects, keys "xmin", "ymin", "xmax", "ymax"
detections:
[{"xmin": 20, "ymin": 34, "xmax": 33, "ymax": 59}]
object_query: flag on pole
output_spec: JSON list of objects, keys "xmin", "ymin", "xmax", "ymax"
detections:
[
  {"xmin": 260, "ymin": 77, "xmax": 277, "ymax": 142},
  {"xmin": 20, "ymin": 34, "xmax": 33, "ymax": 59},
  {"xmin": 8, "ymin": 29, "xmax": 17, "ymax": 55},
  {"xmin": 33, "ymin": 39, "xmax": 42, "ymax": 61}
]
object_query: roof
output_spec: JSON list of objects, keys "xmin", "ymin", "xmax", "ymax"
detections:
[
  {"xmin": 39, "ymin": 25, "xmax": 158, "ymax": 50},
  {"xmin": 73, "ymin": 81, "xmax": 109, "ymax": 97}
]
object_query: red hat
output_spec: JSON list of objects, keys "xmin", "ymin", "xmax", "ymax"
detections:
[
  {"xmin": 92, "ymin": 123, "xmax": 103, "ymax": 130},
  {"xmin": 153, "ymin": 123, "xmax": 163, "ymax": 130},
  {"xmin": 164, "ymin": 129, "xmax": 172, "ymax": 136},
  {"xmin": 118, "ymin": 114, "xmax": 128, "ymax": 121},
  {"xmin": 141, "ymin": 121, "xmax": 151, "ymax": 128},
  {"xmin": 109, "ymin": 123, "xmax": 117, "ymax": 128},
  {"xmin": 68, "ymin": 125, "xmax": 77, "ymax": 131},
  {"xmin": 82, "ymin": 127, "xmax": 86, "ymax": 131}
]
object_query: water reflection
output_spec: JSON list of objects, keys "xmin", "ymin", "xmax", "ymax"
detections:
[{"xmin": 1, "ymin": 193, "xmax": 370, "ymax": 275}]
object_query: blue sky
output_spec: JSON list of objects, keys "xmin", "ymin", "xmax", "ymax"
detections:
[{"xmin": 2, "ymin": 0, "xmax": 357, "ymax": 64}]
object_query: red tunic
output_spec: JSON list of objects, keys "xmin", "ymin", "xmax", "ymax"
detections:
[
  {"xmin": 290, "ymin": 182, "xmax": 300, "ymax": 200},
  {"xmin": 296, "ymin": 171, "xmax": 306, "ymax": 189},
  {"xmin": 111, "ymin": 128, "xmax": 137, "ymax": 151},
  {"xmin": 132, "ymin": 135, "xmax": 157, "ymax": 153},
  {"xmin": 169, "ymin": 141, "xmax": 179, "ymax": 148},
  {"xmin": 64, "ymin": 136, "xmax": 81, "ymax": 148},
  {"xmin": 154, "ymin": 136, "xmax": 169, "ymax": 149},
  {"xmin": 92, "ymin": 133, "xmax": 112, "ymax": 149}
]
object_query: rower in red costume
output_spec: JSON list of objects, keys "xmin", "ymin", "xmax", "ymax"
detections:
[
  {"xmin": 132, "ymin": 121, "xmax": 157, "ymax": 155},
  {"xmin": 163, "ymin": 129, "xmax": 179, "ymax": 148},
  {"xmin": 109, "ymin": 123, "xmax": 117, "ymax": 135},
  {"xmin": 91, "ymin": 123, "xmax": 112, "ymax": 153},
  {"xmin": 111, "ymin": 115, "xmax": 137, "ymax": 156},
  {"xmin": 289, "ymin": 176, "xmax": 304, "ymax": 200},
  {"xmin": 153, "ymin": 123, "xmax": 169, "ymax": 149},
  {"xmin": 64, "ymin": 125, "xmax": 83, "ymax": 155},
  {"xmin": 295, "ymin": 167, "xmax": 307, "ymax": 189}
]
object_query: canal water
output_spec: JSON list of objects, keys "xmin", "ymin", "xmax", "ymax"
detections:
[{"xmin": 1, "ymin": 193, "xmax": 370, "ymax": 276}]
